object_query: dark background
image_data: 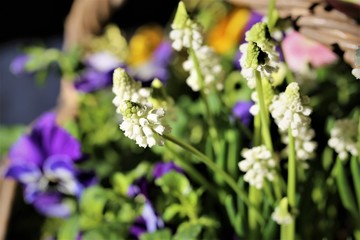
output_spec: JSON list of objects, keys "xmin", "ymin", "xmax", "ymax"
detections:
[{"xmin": 0, "ymin": 0, "xmax": 179, "ymax": 126}]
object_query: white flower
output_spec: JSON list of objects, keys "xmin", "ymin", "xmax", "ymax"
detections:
[
  {"xmin": 281, "ymin": 125, "xmax": 317, "ymax": 167},
  {"xmin": 269, "ymin": 82, "xmax": 312, "ymax": 137},
  {"xmin": 182, "ymin": 46, "xmax": 223, "ymax": 92},
  {"xmin": 239, "ymin": 42, "xmax": 279, "ymax": 89},
  {"xmin": 271, "ymin": 197, "xmax": 293, "ymax": 225},
  {"xmin": 169, "ymin": 1, "xmax": 203, "ymax": 51},
  {"xmin": 238, "ymin": 145, "xmax": 277, "ymax": 189},
  {"xmin": 352, "ymin": 68, "xmax": 360, "ymax": 79},
  {"xmin": 249, "ymin": 79, "xmax": 274, "ymax": 116},
  {"xmin": 170, "ymin": 20, "xmax": 203, "ymax": 51},
  {"xmin": 112, "ymin": 67, "xmax": 150, "ymax": 112},
  {"xmin": 328, "ymin": 119, "xmax": 358, "ymax": 160},
  {"xmin": 119, "ymin": 100, "xmax": 171, "ymax": 148}
]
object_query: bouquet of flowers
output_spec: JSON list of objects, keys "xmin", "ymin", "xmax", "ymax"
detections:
[{"xmin": 2, "ymin": 0, "xmax": 360, "ymax": 239}]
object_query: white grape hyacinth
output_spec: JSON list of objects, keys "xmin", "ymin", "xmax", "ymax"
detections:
[
  {"xmin": 271, "ymin": 197, "xmax": 293, "ymax": 225},
  {"xmin": 239, "ymin": 42, "xmax": 279, "ymax": 89},
  {"xmin": 328, "ymin": 119, "xmax": 359, "ymax": 160},
  {"xmin": 170, "ymin": 20, "xmax": 203, "ymax": 51},
  {"xmin": 281, "ymin": 125, "xmax": 317, "ymax": 168},
  {"xmin": 112, "ymin": 68, "xmax": 150, "ymax": 113},
  {"xmin": 169, "ymin": 2, "xmax": 203, "ymax": 51},
  {"xmin": 269, "ymin": 82, "xmax": 312, "ymax": 137},
  {"xmin": 119, "ymin": 100, "xmax": 171, "ymax": 148},
  {"xmin": 238, "ymin": 145, "xmax": 277, "ymax": 189},
  {"xmin": 182, "ymin": 45, "xmax": 223, "ymax": 92}
]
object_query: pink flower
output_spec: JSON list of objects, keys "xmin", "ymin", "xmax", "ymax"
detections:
[{"xmin": 282, "ymin": 31, "xmax": 338, "ymax": 73}]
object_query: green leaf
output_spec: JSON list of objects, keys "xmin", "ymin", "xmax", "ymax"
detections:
[
  {"xmin": 57, "ymin": 216, "xmax": 79, "ymax": 240},
  {"xmin": 163, "ymin": 203, "xmax": 183, "ymax": 221},
  {"xmin": 112, "ymin": 172, "xmax": 131, "ymax": 196},
  {"xmin": 335, "ymin": 158, "xmax": 360, "ymax": 224},
  {"xmin": 173, "ymin": 222, "xmax": 202, "ymax": 240},
  {"xmin": 350, "ymin": 156, "xmax": 360, "ymax": 214},
  {"xmin": 155, "ymin": 171, "xmax": 191, "ymax": 196},
  {"xmin": 0, "ymin": 125, "xmax": 26, "ymax": 157},
  {"xmin": 79, "ymin": 186, "xmax": 109, "ymax": 229},
  {"xmin": 140, "ymin": 229, "xmax": 172, "ymax": 240}
]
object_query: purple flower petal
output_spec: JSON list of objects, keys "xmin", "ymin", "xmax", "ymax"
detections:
[
  {"xmin": 130, "ymin": 202, "xmax": 164, "ymax": 239},
  {"xmin": 33, "ymin": 111, "xmax": 57, "ymax": 130},
  {"xmin": 142, "ymin": 202, "xmax": 164, "ymax": 232},
  {"xmin": 128, "ymin": 185, "xmax": 141, "ymax": 198},
  {"xmin": 32, "ymin": 192, "xmax": 72, "ymax": 218},
  {"xmin": 74, "ymin": 69, "xmax": 113, "ymax": 93},
  {"xmin": 127, "ymin": 177, "xmax": 150, "ymax": 199},
  {"xmin": 42, "ymin": 126, "xmax": 82, "ymax": 161},
  {"xmin": 10, "ymin": 54, "xmax": 31, "ymax": 76},
  {"xmin": 5, "ymin": 163, "xmax": 41, "ymax": 184},
  {"xmin": 152, "ymin": 162, "xmax": 183, "ymax": 179},
  {"xmin": 8, "ymin": 135, "xmax": 44, "ymax": 166},
  {"xmin": 153, "ymin": 41, "xmax": 173, "ymax": 66},
  {"xmin": 232, "ymin": 101, "xmax": 254, "ymax": 127},
  {"xmin": 243, "ymin": 11, "xmax": 263, "ymax": 37},
  {"xmin": 130, "ymin": 223, "xmax": 147, "ymax": 238}
]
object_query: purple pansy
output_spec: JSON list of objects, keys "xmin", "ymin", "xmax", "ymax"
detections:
[
  {"xmin": 10, "ymin": 54, "xmax": 31, "ymax": 76},
  {"xmin": 127, "ymin": 41, "xmax": 173, "ymax": 85},
  {"xmin": 4, "ymin": 111, "xmax": 96, "ymax": 217},
  {"xmin": 130, "ymin": 202, "xmax": 165, "ymax": 238},
  {"xmin": 232, "ymin": 101, "xmax": 254, "ymax": 127},
  {"xmin": 128, "ymin": 161, "xmax": 183, "ymax": 238},
  {"xmin": 152, "ymin": 161, "xmax": 183, "ymax": 179},
  {"xmin": 128, "ymin": 180, "xmax": 164, "ymax": 239},
  {"xmin": 74, "ymin": 51, "xmax": 124, "ymax": 93}
]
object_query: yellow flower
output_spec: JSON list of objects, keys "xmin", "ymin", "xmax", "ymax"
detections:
[
  {"xmin": 127, "ymin": 25, "xmax": 164, "ymax": 66},
  {"xmin": 207, "ymin": 7, "xmax": 250, "ymax": 54}
]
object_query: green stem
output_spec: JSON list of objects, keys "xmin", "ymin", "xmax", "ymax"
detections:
[
  {"xmin": 335, "ymin": 156, "xmax": 360, "ymax": 224},
  {"xmin": 165, "ymin": 143, "xmax": 220, "ymax": 199},
  {"xmin": 351, "ymin": 156, "xmax": 360, "ymax": 215},
  {"xmin": 267, "ymin": 0, "xmax": 277, "ymax": 32},
  {"xmin": 249, "ymin": 186, "xmax": 261, "ymax": 239},
  {"xmin": 254, "ymin": 113, "xmax": 261, "ymax": 146},
  {"xmin": 163, "ymin": 133, "xmax": 265, "ymax": 225},
  {"xmin": 255, "ymin": 71, "xmax": 273, "ymax": 152},
  {"xmin": 286, "ymin": 127, "xmax": 296, "ymax": 240}
]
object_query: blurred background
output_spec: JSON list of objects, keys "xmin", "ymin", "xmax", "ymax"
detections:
[
  {"xmin": 0, "ymin": 0, "xmax": 179, "ymax": 126},
  {"xmin": 0, "ymin": 1, "xmax": 179, "ymax": 239}
]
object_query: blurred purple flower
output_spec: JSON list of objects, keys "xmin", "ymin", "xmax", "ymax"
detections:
[
  {"xmin": 4, "ymin": 111, "xmax": 96, "ymax": 217},
  {"xmin": 10, "ymin": 54, "xmax": 31, "ymax": 76},
  {"xmin": 74, "ymin": 51, "xmax": 123, "ymax": 93},
  {"xmin": 127, "ymin": 177, "xmax": 150, "ymax": 199},
  {"xmin": 128, "ymin": 41, "xmax": 173, "ymax": 85},
  {"xmin": 152, "ymin": 161, "xmax": 183, "ymax": 179},
  {"xmin": 130, "ymin": 202, "xmax": 164, "ymax": 238},
  {"xmin": 232, "ymin": 101, "xmax": 254, "ymax": 127}
]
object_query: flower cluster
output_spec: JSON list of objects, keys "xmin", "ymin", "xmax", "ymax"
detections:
[
  {"xmin": 119, "ymin": 101, "xmax": 170, "ymax": 148},
  {"xmin": 269, "ymin": 82, "xmax": 312, "ymax": 136},
  {"xmin": 112, "ymin": 67, "xmax": 171, "ymax": 148},
  {"xmin": 169, "ymin": 2, "xmax": 203, "ymax": 51},
  {"xmin": 182, "ymin": 46, "xmax": 223, "ymax": 92},
  {"xmin": 169, "ymin": 1, "xmax": 224, "ymax": 93},
  {"xmin": 328, "ymin": 119, "xmax": 359, "ymax": 160},
  {"xmin": 238, "ymin": 145, "xmax": 277, "ymax": 189},
  {"xmin": 239, "ymin": 22, "xmax": 280, "ymax": 89}
]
